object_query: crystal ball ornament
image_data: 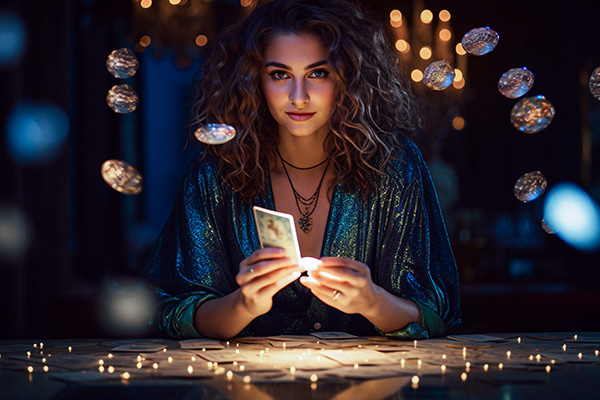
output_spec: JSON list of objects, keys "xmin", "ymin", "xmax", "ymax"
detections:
[
  {"xmin": 101, "ymin": 159, "xmax": 143, "ymax": 195},
  {"xmin": 194, "ymin": 123, "xmax": 237, "ymax": 145},
  {"xmin": 510, "ymin": 95, "xmax": 555, "ymax": 134},
  {"xmin": 589, "ymin": 66, "xmax": 600, "ymax": 100},
  {"xmin": 423, "ymin": 60, "xmax": 455, "ymax": 91},
  {"xmin": 541, "ymin": 219, "xmax": 555, "ymax": 235},
  {"xmin": 461, "ymin": 27, "xmax": 499, "ymax": 56},
  {"xmin": 498, "ymin": 67, "xmax": 534, "ymax": 98},
  {"xmin": 106, "ymin": 48, "xmax": 139, "ymax": 79},
  {"xmin": 106, "ymin": 84, "xmax": 139, "ymax": 114},
  {"xmin": 514, "ymin": 171, "xmax": 547, "ymax": 203}
]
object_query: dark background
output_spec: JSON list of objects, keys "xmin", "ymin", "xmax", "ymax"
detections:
[{"xmin": 1, "ymin": 0, "xmax": 599, "ymax": 339}]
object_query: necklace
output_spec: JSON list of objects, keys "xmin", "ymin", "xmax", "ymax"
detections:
[
  {"xmin": 276, "ymin": 148, "xmax": 330, "ymax": 234},
  {"xmin": 278, "ymin": 153, "xmax": 329, "ymax": 170}
]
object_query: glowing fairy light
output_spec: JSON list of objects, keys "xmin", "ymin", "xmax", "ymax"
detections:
[
  {"xmin": 187, "ymin": 365, "xmax": 194, "ymax": 374},
  {"xmin": 108, "ymin": 366, "xmax": 115, "ymax": 373}
]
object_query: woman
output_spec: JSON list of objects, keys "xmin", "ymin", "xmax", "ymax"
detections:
[{"xmin": 144, "ymin": 0, "xmax": 461, "ymax": 340}]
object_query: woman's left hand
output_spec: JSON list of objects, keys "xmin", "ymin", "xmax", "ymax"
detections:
[{"xmin": 299, "ymin": 257, "xmax": 382, "ymax": 315}]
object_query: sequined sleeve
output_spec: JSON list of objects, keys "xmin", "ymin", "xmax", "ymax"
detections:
[
  {"xmin": 373, "ymin": 138, "xmax": 461, "ymax": 339},
  {"xmin": 144, "ymin": 158, "xmax": 238, "ymax": 339}
]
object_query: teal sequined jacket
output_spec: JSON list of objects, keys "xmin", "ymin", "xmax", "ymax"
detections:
[{"xmin": 144, "ymin": 135, "xmax": 461, "ymax": 339}]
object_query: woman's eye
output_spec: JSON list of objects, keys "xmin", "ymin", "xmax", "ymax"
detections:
[
  {"xmin": 310, "ymin": 69, "xmax": 329, "ymax": 79},
  {"xmin": 268, "ymin": 70, "xmax": 289, "ymax": 81}
]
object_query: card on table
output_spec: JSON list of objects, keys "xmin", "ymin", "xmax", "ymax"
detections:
[
  {"xmin": 253, "ymin": 206, "xmax": 301, "ymax": 264},
  {"xmin": 310, "ymin": 331, "xmax": 359, "ymax": 340}
]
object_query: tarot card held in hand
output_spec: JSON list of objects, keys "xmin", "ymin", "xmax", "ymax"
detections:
[{"xmin": 253, "ymin": 206, "xmax": 301, "ymax": 264}]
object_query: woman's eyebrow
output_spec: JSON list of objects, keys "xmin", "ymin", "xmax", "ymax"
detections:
[{"xmin": 264, "ymin": 60, "xmax": 328, "ymax": 70}]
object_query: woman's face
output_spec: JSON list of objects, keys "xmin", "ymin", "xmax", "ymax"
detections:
[{"xmin": 261, "ymin": 33, "xmax": 335, "ymax": 141}]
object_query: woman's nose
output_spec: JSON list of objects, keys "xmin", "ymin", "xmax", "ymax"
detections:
[{"xmin": 289, "ymin": 79, "xmax": 309, "ymax": 108}]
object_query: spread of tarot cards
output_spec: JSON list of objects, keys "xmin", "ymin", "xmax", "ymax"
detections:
[{"xmin": 252, "ymin": 206, "xmax": 301, "ymax": 265}]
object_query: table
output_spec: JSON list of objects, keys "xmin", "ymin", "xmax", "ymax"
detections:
[{"xmin": 1, "ymin": 332, "xmax": 599, "ymax": 399}]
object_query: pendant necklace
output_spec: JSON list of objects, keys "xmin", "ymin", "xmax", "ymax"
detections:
[{"xmin": 276, "ymin": 148, "xmax": 330, "ymax": 234}]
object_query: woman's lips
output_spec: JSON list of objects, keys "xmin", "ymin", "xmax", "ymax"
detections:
[{"xmin": 286, "ymin": 111, "xmax": 316, "ymax": 121}]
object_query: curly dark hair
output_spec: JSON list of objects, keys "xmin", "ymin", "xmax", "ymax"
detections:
[{"xmin": 192, "ymin": 0, "xmax": 423, "ymax": 201}]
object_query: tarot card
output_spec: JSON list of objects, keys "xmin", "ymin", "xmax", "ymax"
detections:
[{"xmin": 252, "ymin": 206, "xmax": 301, "ymax": 264}]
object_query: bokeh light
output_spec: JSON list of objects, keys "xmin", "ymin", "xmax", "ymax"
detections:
[
  {"xmin": 411, "ymin": 69, "xmax": 423, "ymax": 82},
  {"xmin": 390, "ymin": 9, "xmax": 402, "ymax": 22},
  {"xmin": 139, "ymin": 35, "xmax": 151, "ymax": 47},
  {"xmin": 140, "ymin": 0, "xmax": 152, "ymax": 9},
  {"xmin": 96, "ymin": 278, "xmax": 156, "ymax": 336},
  {"xmin": 195, "ymin": 34, "xmax": 208, "ymax": 47},
  {"xmin": 0, "ymin": 11, "xmax": 27, "ymax": 67},
  {"xmin": 461, "ymin": 27, "xmax": 499, "ymax": 56},
  {"xmin": 439, "ymin": 10, "xmax": 451, "ymax": 22},
  {"xmin": 0, "ymin": 204, "xmax": 31, "ymax": 262},
  {"xmin": 420, "ymin": 9, "xmax": 433, "ymax": 24},
  {"xmin": 452, "ymin": 116, "xmax": 465, "ymax": 130},
  {"xmin": 419, "ymin": 46, "xmax": 432, "ymax": 60},
  {"xmin": 5, "ymin": 102, "xmax": 70, "ymax": 164},
  {"xmin": 455, "ymin": 43, "xmax": 466, "ymax": 56},
  {"xmin": 543, "ymin": 182, "xmax": 600, "ymax": 252},
  {"xmin": 439, "ymin": 28, "xmax": 452, "ymax": 41},
  {"xmin": 395, "ymin": 39, "xmax": 410, "ymax": 53}
]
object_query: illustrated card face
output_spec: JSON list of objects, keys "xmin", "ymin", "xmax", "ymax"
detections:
[{"xmin": 252, "ymin": 206, "xmax": 301, "ymax": 264}]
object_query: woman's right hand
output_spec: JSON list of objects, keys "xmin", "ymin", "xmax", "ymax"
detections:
[{"xmin": 235, "ymin": 248, "xmax": 302, "ymax": 317}]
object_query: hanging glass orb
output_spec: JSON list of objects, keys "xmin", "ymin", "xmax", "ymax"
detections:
[
  {"xmin": 498, "ymin": 67, "xmax": 534, "ymax": 98},
  {"xmin": 194, "ymin": 123, "xmax": 236, "ymax": 145},
  {"xmin": 589, "ymin": 66, "xmax": 600, "ymax": 100},
  {"xmin": 461, "ymin": 27, "xmax": 499, "ymax": 56},
  {"xmin": 510, "ymin": 95, "xmax": 555, "ymax": 134},
  {"xmin": 514, "ymin": 171, "xmax": 547, "ymax": 203},
  {"xmin": 541, "ymin": 219, "xmax": 555, "ymax": 235},
  {"xmin": 106, "ymin": 84, "xmax": 139, "ymax": 114},
  {"xmin": 423, "ymin": 60, "xmax": 455, "ymax": 91},
  {"xmin": 101, "ymin": 159, "xmax": 143, "ymax": 195},
  {"xmin": 106, "ymin": 48, "xmax": 139, "ymax": 79}
]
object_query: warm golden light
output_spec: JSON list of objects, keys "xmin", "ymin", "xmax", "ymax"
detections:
[
  {"xmin": 461, "ymin": 372, "xmax": 468, "ymax": 381},
  {"xmin": 439, "ymin": 28, "xmax": 452, "ymax": 41},
  {"xmin": 452, "ymin": 116, "xmax": 465, "ymax": 130},
  {"xmin": 420, "ymin": 9, "xmax": 433, "ymax": 24},
  {"xmin": 411, "ymin": 69, "xmax": 423, "ymax": 82},
  {"xmin": 390, "ymin": 19, "xmax": 403, "ymax": 28},
  {"xmin": 395, "ymin": 39, "xmax": 410, "ymax": 53},
  {"xmin": 240, "ymin": 0, "xmax": 253, "ymax": 7},
  {"xmin": 453, "ymin": 79, "xmax": 465, "ymax": 89},
  {"xmin": 140, "ymin": 0, "xmax": 152, "ymax": 9},
  {"xmin": 169, "ymin": 0, "xmax": 181, "ymax": 5},
  {"xmin": 140, "ymin": 35, "xmax": 151, "ymax": 47},
  {"xmin": 439, "ymin": 10, "xmax": 451, "ymax": 22},
  {"xmin": 195, "ymin": 35, "xmax": 208, "ymax": 47},
  {"xmin": 454, "ymin": 69, "xmax": 463, "ymax": 81},
  {"xmin": 390, "ymin": 9, "xmax": 402, "ymax": 21},
  {"xmin": 455, "ymin": 43, "xmax": 466, "ymax": 55},
  {"xmin": 419, "ymin": 46, "xmax": 432, "ymax": 60}
]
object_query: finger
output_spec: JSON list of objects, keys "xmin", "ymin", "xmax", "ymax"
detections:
[
  {"xmin": 240, "ymin": 247, "xmax": 287, "ymax": 268},
  {"xmin": 300, "ymin": 277, "xmax": 343, "ymax": 306},
  {"xmin": 258, "ymin": 270, "xmax": 302, "ymax": 299},
  {"xmin": 319, "ymin": 257, "xmax": 370, "ymax": 272},
  {"xmin": 241, "ymin": 264, "xmax": 301, "ymax": 294},
  {"xmin": 237, "ymin": 257, "xmax": 298, "ymax": 286},
  {"xmin": 300, "ymin": 275, "xmax": 352, "ymax": 295},
  {"xmin": 312, "ymin": 268, "xmax": 364, "ymax": 287}
]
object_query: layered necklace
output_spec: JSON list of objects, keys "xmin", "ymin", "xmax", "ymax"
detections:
[{"xmin": 276, "ymin": 148, "xmax": 330, "ymax": 234}]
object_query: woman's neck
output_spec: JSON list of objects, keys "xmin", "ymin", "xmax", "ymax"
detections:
[{"xmin": 276, "ymin": 128, "xmax": 329, "ymax": 169}]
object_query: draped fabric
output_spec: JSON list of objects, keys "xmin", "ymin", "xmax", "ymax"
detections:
[{"xmin": 144, "ymin": 135, "xmax": 461, "ymax": 339}]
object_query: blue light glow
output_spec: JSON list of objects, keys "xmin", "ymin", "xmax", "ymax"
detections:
[
  {"xmin": 543, "ymin": 182, "xmax": 600, "ymax": 252},
  {"xmin": 0, "ymin": 11, "xmax": 26, "ymax": 67},
  {"xmin": 5, "ymin": 102, "xmax": 70, "ymax": 164}
]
